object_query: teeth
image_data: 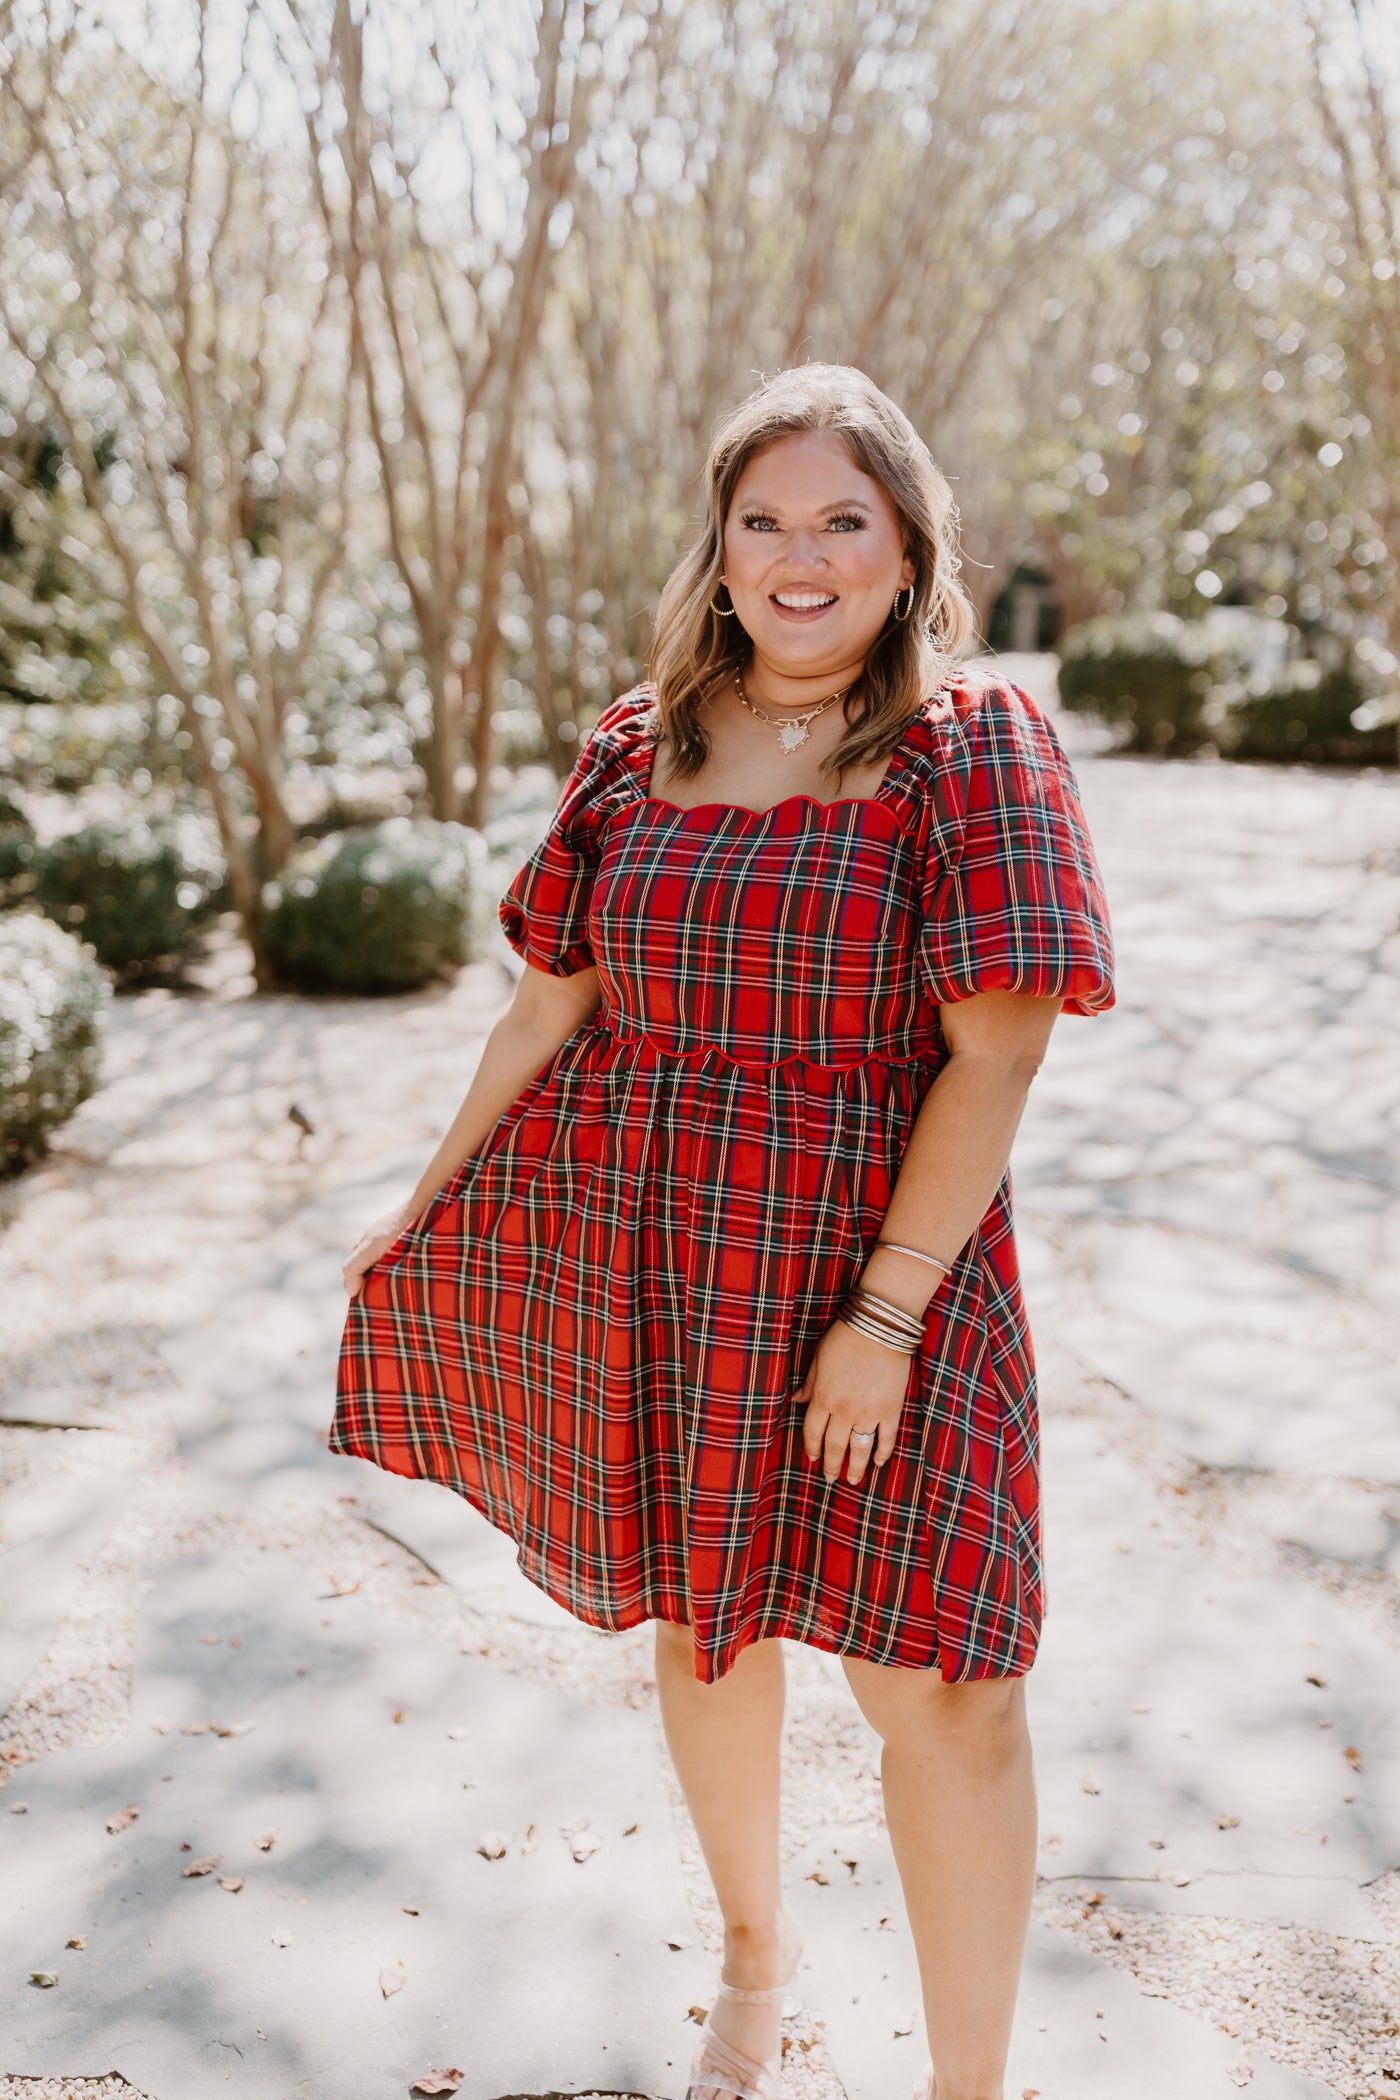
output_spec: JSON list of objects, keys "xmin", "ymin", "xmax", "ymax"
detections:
[{"xmin": 774, "ymin": 591, "xmax": 836, "ymax": 608}]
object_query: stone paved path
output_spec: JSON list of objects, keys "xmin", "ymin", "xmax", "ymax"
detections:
[{"xmin": 1, "ymin": 656, "xmax": 1395, "ymax": 2098}]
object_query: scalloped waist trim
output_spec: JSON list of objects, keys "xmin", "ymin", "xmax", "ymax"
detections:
[{"xmin": 591, "ymin": 1019, "xmax": 942, "ymax": 1073}]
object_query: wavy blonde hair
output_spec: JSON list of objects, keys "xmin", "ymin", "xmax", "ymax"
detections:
[{"xmin": 647, "ymin": 363, "xmax": 978, "ymax": 788}]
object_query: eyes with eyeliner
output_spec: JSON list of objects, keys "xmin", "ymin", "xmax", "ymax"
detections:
[{"xmin": 737, "ymin": 509, "xmax": 868, "ymax": 534}]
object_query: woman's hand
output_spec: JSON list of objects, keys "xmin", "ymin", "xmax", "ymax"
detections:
[
  {"xmin": 343, "ymin": 1198, "xmax": 421, "ymax": 1300},
  {"xmin": 795, "ymin": 1318, "xmax": 915, "ymax": 1487}
]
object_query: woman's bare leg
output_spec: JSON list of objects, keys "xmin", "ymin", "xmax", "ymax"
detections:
[
  {"xmin": 653, "ymin": 1620, "xmax": 797, "ymax": 2074},
  {"xmin": 841, "ymin": 1662, "xmax": 1036, "ymax": 2100}
]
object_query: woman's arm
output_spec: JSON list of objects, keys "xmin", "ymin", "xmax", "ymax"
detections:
[
  {"xmin": 797, "ymin": 988, "xmax": 1064, "ymax": 1483},
  {"xmin": 342, "ymin": 960, "xmax": 604, "ymax": 1297}
]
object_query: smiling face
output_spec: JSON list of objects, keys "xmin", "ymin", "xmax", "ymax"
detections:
[{"xmin": 721, "ymin": 429, "xmax": 916, "ymax": 693}]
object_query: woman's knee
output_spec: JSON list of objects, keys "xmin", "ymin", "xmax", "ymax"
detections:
[{"xmin": 842, "ymin": 1657, "xmax": 1029, "ymax": 1758}]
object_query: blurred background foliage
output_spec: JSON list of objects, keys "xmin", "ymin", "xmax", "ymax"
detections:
[{"xmin": 0, "ymin": 0, "xmax": 1396, "ymax": 1006}]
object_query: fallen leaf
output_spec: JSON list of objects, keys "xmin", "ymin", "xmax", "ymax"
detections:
[
  {"xmin": 256, "ymin": 1830, "xmax": 277, "ymax": 1851},
  {"xmin": 379, "ymin": 1961, "xmax": 406, "ymax": 1999},
  {"xmin": 806, "ymin": 1869, "xmax": 829, "ymax": 1885},
  {"xmin": 29, "ymin": 1971, "xmax": 58, "ymax": 1988},
  {"xmin": 520, "ymin": 1822, "xmax": 539, "ymax": 1855},
  {"xmin": 475, "ymin": 1831, "xmax": 510, "ymax": 1860},
  {"xmin": 323, "ymin": 1577, "xmax": 360, "ymax": 1598},
  {"xmin": 1344, "ymin": 1745, "xmax": 1364, "ymax": 1772},
  {"xmin": 1305, "ymin": 1673, "xmax": 1326, "ymax": 1688},
  {"xmin": 402, "ymin": 1905, "xmax": 420, "ymax": 1916},
  {"xmin": 182, "ymin": 1856, "xmax": 220, "ymax": 1878},
  {"xmin": 1077, "ymin": 1888, "xmax": 1106, "ymax": 1907},
  {"xmin": 392, "ymin": 1708, "xmax": 406, "ymax": 1724},
  {"xmin": 893, "ymin": 2014, "xmax": 915, "ymax": 2036},
  {"xmin": 410, "ymin": 2072, "xmax": 463, "ymax": 2095},
  {"xmin": 570, "ymin": 1832, "xmax": 603, "ymax": 1863},
  {"xmin": 66, "ymin": 1935, "xmax": 86, "ymax": 1950},
  {"xmin": 666, "ymin": 1934, "xmax": 691, "ymax": 1950},
  {"xmin": 217, "ymin": 1722, "xmax": 257, "ymax": 1738},
  {"xmin": 217, "ymin": 1877, "xmax": 244, "ymax": 1893},
  {"xmin": 1217, "ymin": 1813, "xmax": 1241, "ymax": 1830},
  {"xmin": 622, "ymin": 1822, "xmax": 639, "ymax": 1836},
  {"xmin": 106, "ymin": 1805, "xmax": 140, "ymax": 1834},
  {"xmin": 687, "ymin": 2004, "xmax": 709, "ymax": 2024}
]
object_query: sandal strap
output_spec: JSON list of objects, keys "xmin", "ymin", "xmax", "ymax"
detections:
[{"xmin": 713, "ymin": 1978, "xmax": 790, "ymax": 2007}]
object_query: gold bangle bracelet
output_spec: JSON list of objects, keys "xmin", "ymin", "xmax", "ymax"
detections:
[
  {"xmin": 837, "ymin": 1310, "xmax": 920, "ymax": 1358},
  {"xmin": 874, "ymin": 1238, "xmax": 954, "ymax": 1275},
  {"xmin": 845, "ymin": 1286, "xmax": 925, "ymax": 1339}
]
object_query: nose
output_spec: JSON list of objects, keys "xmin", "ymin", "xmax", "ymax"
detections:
[{"xmin": 779, "ymin": 525, "xmax": 830, "ymax": 567}]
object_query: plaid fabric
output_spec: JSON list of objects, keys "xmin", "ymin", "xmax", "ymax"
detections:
[{"xmin": 330, "ymin": 675, "xmax": 1115, "ymax": 1684}]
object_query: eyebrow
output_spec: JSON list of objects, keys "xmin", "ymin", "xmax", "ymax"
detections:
[{"xmin": 738, "ymin": 496, "xmax": 875, "ymax": 513}]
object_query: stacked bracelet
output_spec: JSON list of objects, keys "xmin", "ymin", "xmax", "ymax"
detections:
[{"xmin": 837, "ymin": 1285, "xmax": 926, "ymax": 1358}]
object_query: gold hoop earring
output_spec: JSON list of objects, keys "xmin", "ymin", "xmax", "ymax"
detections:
[
  {"xmin": 892, "ymin": 584, "xmax": 914, "ymax": 622},
  {"xmin": 710, "ymin": 580, "xmax": 736, "ymax": 618}
]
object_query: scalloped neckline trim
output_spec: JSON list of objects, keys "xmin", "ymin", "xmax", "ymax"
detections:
[{"xmin": 627, "ymin": 691, "xmax": 938, "ymax": 825}]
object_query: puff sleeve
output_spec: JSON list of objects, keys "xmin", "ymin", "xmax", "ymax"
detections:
[
  {"xmin": 498, "ymin": 698, "xmax": 636, "ymax": 976},
  {"xmin": 918, "ymin": 679, "xmax": 1115, "ymax": 1017}
]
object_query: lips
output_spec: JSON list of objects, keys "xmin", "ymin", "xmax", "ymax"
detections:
[{"xmin": 771, "ymin": 589, "xmax": 839, "ymax": 618}]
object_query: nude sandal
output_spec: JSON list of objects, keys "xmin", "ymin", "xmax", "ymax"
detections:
[{"xmin": 685, "ymin": 1911, "xmax": 802, "ymax": 2100}]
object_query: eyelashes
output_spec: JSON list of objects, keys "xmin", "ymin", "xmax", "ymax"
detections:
[{"xmin": 738, "ymin": 510, "xmax": 867, "ymax": 532}]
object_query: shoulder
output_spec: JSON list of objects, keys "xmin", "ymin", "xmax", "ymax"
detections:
[
  {"xmin": 924, "ymin": 668, "xmax": 1059, "ymax": 748},
  {"xmin": 587, "ymin": 680, "xmax": 662, "ymax": 750},
  {"xmin": 552, "ymin": 683, "xmax": 655, "ymax": 834}
]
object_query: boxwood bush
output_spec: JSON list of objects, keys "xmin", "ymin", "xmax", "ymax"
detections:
[
  {"xmin": 1212, "ymin": 660, "xmax": 1398, "ymax": 766},
  {"xmin": 259, "ymin": 817, "xmax": 474, "ymax": 994},
  {"xmin": 0, "ymin": 913, "xmax": 110, "ymax": 1172},
  {"xmin": 33, "ymin": 813, "xmax": 227, "ymax": 978},
  {"xmin": 1056, "ymin": 611, "xmax": 1236, "ymax": 754},
  {"xmin": 1058, "ymin": 611, "xmax": 1397, "ymax": 767},
  {"xmin": 0, "ymin": 787, "xmax": 37, "ymax": 900}
]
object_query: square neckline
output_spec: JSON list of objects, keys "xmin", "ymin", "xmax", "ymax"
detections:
[{"xmin": 634, "ymin": 692, "xmax": 934, "ymax": 822}]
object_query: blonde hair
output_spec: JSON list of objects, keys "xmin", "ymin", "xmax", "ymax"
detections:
[{"xmin": 647, "ymin": 363, "xmax": 978, "ymax": 786}]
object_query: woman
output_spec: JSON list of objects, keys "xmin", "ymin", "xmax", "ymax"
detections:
[{"xmin": 332, "ymin": 363, "xmax": 1115, "ymax": 2100}]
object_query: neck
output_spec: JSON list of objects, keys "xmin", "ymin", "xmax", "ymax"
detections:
[{"xmin": 743, "ymin": 653, "xmax": 867, "ymax": 714}]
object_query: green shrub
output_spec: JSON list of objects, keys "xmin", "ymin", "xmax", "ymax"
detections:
[
  {"xmin": 259, "ymin": 817, "xmax": 475, "ymax": 994},
  {"xmin": 0, "ymin": 913, "xmax": 110, "ymax": 1172},
  {"xmin": 33, "ymin": 813, "xmax": 226, "ymax": 977},
  {"xmin": 1056, "ymin": 611, "xmax": 1235, "ymax": 754},
  {"xmin": 0, "ymin": 786, "xmax": 38, "ymax": 899},
  {"xmin": 1212, "ymin": 660, "xmax": 1398, "ymax": 766},
  {"xmin": 1057, "ymin": 611, "xmax": 1398, "ymax": 767}
]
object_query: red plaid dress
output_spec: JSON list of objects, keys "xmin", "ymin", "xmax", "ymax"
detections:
[{"xmin": 330, "ymin": 674, "xmax": 1115, "ymax": 1683}]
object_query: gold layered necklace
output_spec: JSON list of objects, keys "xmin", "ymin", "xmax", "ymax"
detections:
[{"xmin": 732, "ymin": 666, "xmax": 852, "ymax": 754}]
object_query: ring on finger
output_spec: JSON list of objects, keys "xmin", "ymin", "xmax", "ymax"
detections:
[{"xmin": 849, "ymin": 1429, "xmax": 876, "ymax": 1443}]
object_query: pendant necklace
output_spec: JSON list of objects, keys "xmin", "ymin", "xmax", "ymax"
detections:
[{"xmin": 733, "ymin": 666, "xmax": 852, "ymax": 753}]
